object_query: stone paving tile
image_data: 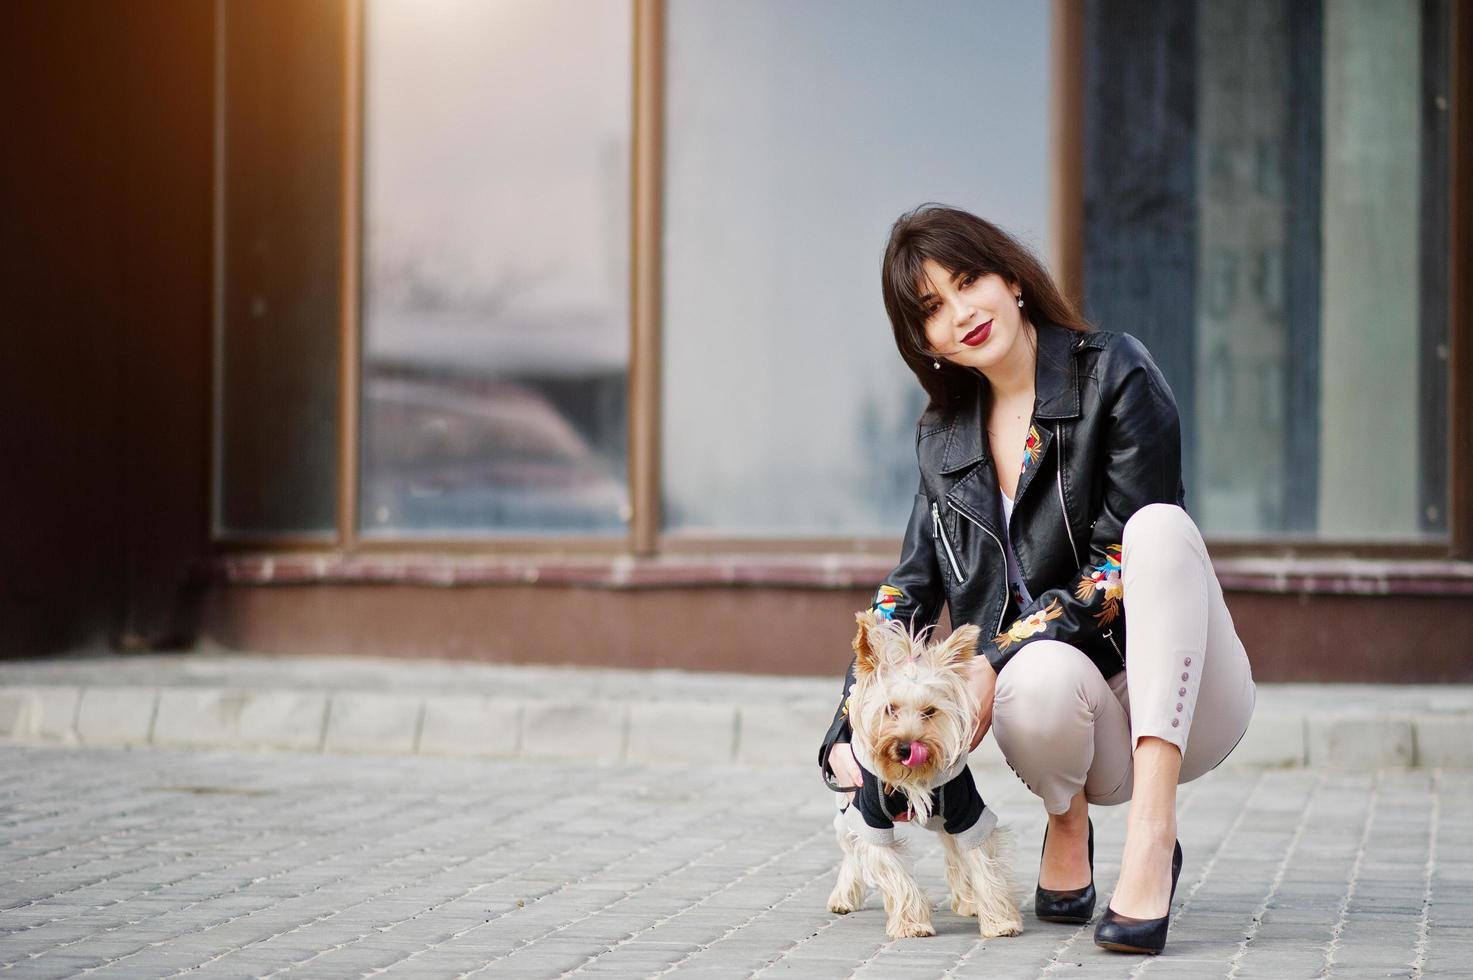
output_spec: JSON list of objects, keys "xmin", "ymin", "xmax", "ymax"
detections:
[{"xmin": 0, "ymin": 744, "xmax": 1469, "ymax": 979}]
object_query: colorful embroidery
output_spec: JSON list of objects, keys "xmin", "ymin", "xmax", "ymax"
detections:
[
  {"xmin": 1074, "ymin": 544, "xmax": 1124, "ymax": 626},
  {"xmin": 992, "ymin": 598, "xmax": 1064, "ymax": 651},
  {"xmin": 873, "ymin": 585, "xmax": 904, "ymax": 620},
  {"xmin": 1020, "ymin": 425, "xmax": 1043, "ymax": 473}
]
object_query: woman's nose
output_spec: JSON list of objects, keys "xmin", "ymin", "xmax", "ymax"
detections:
[{"xmin": 948, "ymin": 296, "xmax": 974, "ymax": 327}]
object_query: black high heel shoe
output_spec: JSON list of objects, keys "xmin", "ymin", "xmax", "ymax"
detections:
[
  {"xmin": 1093, "ymin": 839, "xmax": 1183, "ymax": 955},
  {"xmin": 1035, "ymin": 817, "xmax": 1095, "ymax": 924}
]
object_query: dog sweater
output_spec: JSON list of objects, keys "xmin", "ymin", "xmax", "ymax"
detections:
[{"xmin": 841, "ymin": 757, "xmax": 997, "ymax": 851}]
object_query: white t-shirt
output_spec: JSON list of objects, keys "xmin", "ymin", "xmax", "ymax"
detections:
[{"xmin": 999, "ymin": 489, "xmax": 1034, "ymax": 609}]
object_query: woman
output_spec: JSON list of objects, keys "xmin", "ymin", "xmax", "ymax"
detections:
[{"xmin": 819, "ymin": 205, "xmax": 1255, "ymax": 955}]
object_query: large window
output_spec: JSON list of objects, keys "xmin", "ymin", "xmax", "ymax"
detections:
[
  {"xmin": 214, "ymin": 0, "xmax": 1461, "ymax": 555},
  {"xmin": 215, "ymin": 0, "xmax": 1051, "ymax": 547},
  {"xmin": 1086, "ymin": 0, "xmax": 1452, "ymax": 543},
  {"xmin": 359, "ymin": 0, "xmax": 632, "ymax": 537},
  {"xmin": 660, "ymin": 0, "xmax": 1051, "ymax": 537}
]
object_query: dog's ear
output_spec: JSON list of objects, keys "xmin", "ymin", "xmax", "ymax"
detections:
[
  {"xmin": 932, "ymin": 623, "xmax": 981, "ymax": 667},
  {"xmin": 853, "ymin": 609, "xmax": 882, "ymax": 679}
]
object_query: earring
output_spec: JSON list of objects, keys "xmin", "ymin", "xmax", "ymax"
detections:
[
  {"xmin": 1017, "ymin": 296, "xmax": 1024, "ymax": 308},
  {"xmin": 932, "ymin": 359, "xmax": 941, "ymax": 369}
]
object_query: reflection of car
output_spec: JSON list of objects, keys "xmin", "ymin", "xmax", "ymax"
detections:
[{"xmin": 361, "ymin": 369, "xmax": 628, "ymax": 535}]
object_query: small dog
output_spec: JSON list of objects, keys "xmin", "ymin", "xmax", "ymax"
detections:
[{"xmin": 827, "ymin": 610, "xmax": 1023, "ymax": 940}]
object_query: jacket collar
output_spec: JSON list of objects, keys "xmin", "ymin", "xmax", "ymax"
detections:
[{"xmin": 938, "ymin": 321, "xmax": 1086, "ymax": 475}]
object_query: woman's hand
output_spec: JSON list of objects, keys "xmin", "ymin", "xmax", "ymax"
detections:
[
  {"xmin": 829, "ymin": 742, "xmax": 913, "ymax": 821},
  {"xmin": 966, "ymin": 656, "xmax": 998, "ymax": 751},
  {"xmin": 828, "ymin": 742, "xmax": 862, "ymax": 807}
]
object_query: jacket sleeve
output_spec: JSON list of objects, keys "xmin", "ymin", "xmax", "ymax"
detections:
[
  {"xmin": 818, "ymin": 477, "xmax": 947, "ymax": 785},
  {"xmin": 985, "ymin": 332, "xmax": 1183, "ymax": 673}
]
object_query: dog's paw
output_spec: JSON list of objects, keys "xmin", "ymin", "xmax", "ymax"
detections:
[
  {"xmin": 886, "ymin": 919, "xmax": 936, "ymax": 939},
  {"xmin": 951, "ymin": 897, "xmax": 978, "ymax": 917},
  {"xmin": 827, "ymin": 896, "xmax": 860, "ymax": 915},
  {"xmin": 979, "ymin": 913, "xmax": 1023, "ymax": 939}
]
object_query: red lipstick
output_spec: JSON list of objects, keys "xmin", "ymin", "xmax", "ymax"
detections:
[{"xmin": 961, "ymin": 319, "xmax": 992, "ymax": 347}]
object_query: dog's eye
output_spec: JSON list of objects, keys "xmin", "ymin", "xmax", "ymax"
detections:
[
  {"xmin": 886, "ymin": 703, "xmax": 899, "ymax": 717},
  {"xmin": 921, "ymin": 706, "xmax": 936, "ymax": 718}
]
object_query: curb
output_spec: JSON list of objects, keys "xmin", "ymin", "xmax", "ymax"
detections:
[
  {"xmin": 0, "ymin": 684, "xmax": 836, "ymax": 768},
  {"xmin": 3, "ymin": 682, "xmax": 1471, "ymax": 769}
]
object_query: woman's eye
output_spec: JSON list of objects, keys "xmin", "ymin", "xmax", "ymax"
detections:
[{"xmin": 961, "ymin": 273, "xmax": 978, "ymax": 288}]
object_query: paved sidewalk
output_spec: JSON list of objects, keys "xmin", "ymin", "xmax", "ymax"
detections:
[
  {"xmin": 1, "ymin": 743, "xmax": 1469, "ymax": 979},
  {"xmin": 3, "ymin": 653, "xmax": 1473, "ymax": 770}
]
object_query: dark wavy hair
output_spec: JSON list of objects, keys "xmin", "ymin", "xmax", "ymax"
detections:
[{"xmin": 881, "ymin": 204, "xmax": 1091, "ymax": 411}]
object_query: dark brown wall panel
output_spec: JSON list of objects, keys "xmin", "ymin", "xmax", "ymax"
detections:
[
  {"xmin": 119, "ymin": 1, "xmax": 215, "ymax": 647},
  {"xmin": 0, "ymin": 1, "xmax": 214, "ymax": 655}
]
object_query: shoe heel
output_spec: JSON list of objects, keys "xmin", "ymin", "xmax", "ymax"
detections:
[
  {"xmin": 1093, "ymin": 839, "xmax": 1182, "ymax": 955},
  {"xmin": 1035, "ymin": 817, "xmax": 1095, "ymax": 924}
]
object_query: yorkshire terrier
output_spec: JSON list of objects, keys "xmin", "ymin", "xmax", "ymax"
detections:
[{"xmin": 827, "ymin": 610, "xmax": 1023, "ymax": 940}]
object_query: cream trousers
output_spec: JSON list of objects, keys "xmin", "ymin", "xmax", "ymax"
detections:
[{"xmin": 990, "ymin": 503, "xmax": 1256, "ymax": 815}]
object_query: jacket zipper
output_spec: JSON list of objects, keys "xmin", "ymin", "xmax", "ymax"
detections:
[
  {"xmin": 1055, "ymin": 425, "xmax": 1081, "ymax": 567},
  {"xmin": 931, "ymin": 501, "xmax": 966, "ymax": 584},
  {"xmin": 948, "ymin": 502, "xmax": 1008, "ymax": 637},
  {"xmin": 1055, "ymin": 425, "xmax": 1125, "ymax": 667}
]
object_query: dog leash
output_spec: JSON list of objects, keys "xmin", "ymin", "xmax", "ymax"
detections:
[{"xmin": 824, "ymin": 773, "xmax": 862, "ymax": 794}]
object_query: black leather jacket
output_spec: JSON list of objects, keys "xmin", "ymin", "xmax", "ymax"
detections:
[{"xmin": 820, "ymin": 321, "xmax": 1186, "ymax": 780}]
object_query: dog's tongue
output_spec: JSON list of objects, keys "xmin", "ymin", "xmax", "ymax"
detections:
[{"xmin": 903, "ymin": 741, "xmax": 929, "ymax": 768}]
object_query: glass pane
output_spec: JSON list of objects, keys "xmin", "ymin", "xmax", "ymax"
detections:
[
  {"xmin": 216, "ymin": 0, "xmax": 341, "ymax": 537},
  {"xmin": 1193, "ymin": 0, "xmax": 1446, "ymax": 539},
  {"xmin": 662, "ymin": 0, "xmax": 1051, "ymax": 536},
  {"xmin": 1194, "ymin": 0, "xmax": 1295, "ymax": 535},
  {"xmin": 1318, "ymin": 0, "xmax": 1431, "ymax": 537},
  {"xmin": 360, "ymin": 0, "xmax": 632, "ymax": 537}
]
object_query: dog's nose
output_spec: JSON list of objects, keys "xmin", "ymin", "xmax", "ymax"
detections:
[{"xmin": 897, "ymin": 740, "xmax": 929, "ymax": 768}]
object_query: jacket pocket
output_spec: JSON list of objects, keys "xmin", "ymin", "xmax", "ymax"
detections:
[{"xmin": 930, "ymin": 500, "xmax": 966, "ymax": 584}]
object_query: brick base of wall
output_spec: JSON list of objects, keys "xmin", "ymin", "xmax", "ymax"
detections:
[{"xmin": 197, "ymin": 573, "xmax": 1473, "ymax": 683}]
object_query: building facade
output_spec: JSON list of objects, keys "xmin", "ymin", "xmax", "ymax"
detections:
[{"xmin": 3, "ymin": 0, "xmax": 1470, "ymax": 680}]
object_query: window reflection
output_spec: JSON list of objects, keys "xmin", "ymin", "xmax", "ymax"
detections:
[
  {"xmin": 1194, "ymin": 0, "xmax": 1442, "ymax": 538},
  {"xmin": 660, "ymin": 0, "xmax": 1050, "ymax": 536},
  {"xmin": 359, "ymin": 0, "xmax": 631, "ymax": 537}
]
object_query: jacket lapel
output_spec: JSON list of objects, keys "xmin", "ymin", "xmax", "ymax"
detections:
[
  {"xmin": 936, "ymin": 373, "xmax": 1002, "ymax": 536},
  {"xmin": 938, "ymin": 380, "xmax": 986, "ymax": 475},
  {"xmin": 946, "ymin": 458, "xmax": 1004, "ymax": 538},
  {"xmin": 1012, "ymin": 323, "xmax": 1086, "ymax": 508},
  {"xmin": 935, "ymin": 323, "xmax": 1087, "ymax": 535},
  {"xmin": 1032, "ymin": 322, "xmax": 1085, "ymax": 422}
]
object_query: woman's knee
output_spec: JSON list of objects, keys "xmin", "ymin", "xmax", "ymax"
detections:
[
  {"xmin": 993, "ymin": 641, "xmax": 1096, "ymax": 739},
  {"xmin": 1119, "ymin": 504, "xmax": 1201, "ymax": 580},
  {"xmin": 1123, "ymin": 502, "xmax": 1202, "ymax": 548}
]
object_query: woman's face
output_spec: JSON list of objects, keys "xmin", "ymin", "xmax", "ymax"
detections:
[{"xmin": 918, "ymin": 259, "xmax": 1030, "ymax": 376}]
